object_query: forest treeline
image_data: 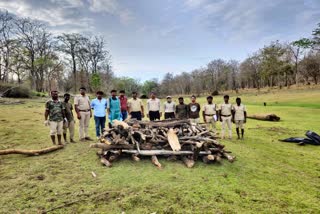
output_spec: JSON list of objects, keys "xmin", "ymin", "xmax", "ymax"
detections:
[{"xmin": 1, "ymin": 9, "xmax": 319, "ymax": 96}]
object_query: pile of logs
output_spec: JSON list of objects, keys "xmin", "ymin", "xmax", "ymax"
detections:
[{"xmin": 90, "ymin": 119, "xmax": 235, "ymax": 168}]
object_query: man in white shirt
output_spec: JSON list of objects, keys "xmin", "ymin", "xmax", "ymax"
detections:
[
  {"xmin": 164, "ymin": 96, "xmax": 175, "ymax": 119},
  {"xmin": 202, "ymin": 96, "xmax": 219, "ymax": 134},
  {"xmin": 232, "ymin": 97, "xmax": 247, "ymax": 140},
  {"xmin": 147, "ymin": 92, "xmax": 161, "ymax": 121},
  {"xmin": 219, "ymin": 95, "xmax": 233, "ymax": 139}
]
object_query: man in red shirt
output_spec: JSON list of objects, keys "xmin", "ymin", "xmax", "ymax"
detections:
[{"xmin": 119, "ymin": 90, "xmax": 128, "ymax": 120}]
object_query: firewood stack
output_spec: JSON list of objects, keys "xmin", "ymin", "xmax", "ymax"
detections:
[{"xmin": 90, "ymin": 119, "xmax": 235, "ymax": 168}]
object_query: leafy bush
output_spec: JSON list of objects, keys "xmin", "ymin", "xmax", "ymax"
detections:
[
  {"xmin": 212, "ymin": 90, "xmax": 219, "ymax": 96},
  {"xmin": 140, "ymin": 94, "xmax": 148, "ymax": 99},
  {"xmin": 1, "ymin": 86, "xmax": 31, "ymax": 98}
]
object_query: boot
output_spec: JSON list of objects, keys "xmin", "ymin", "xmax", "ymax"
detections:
[
  {"xmin": 63, "ymin": 133, "xmax": 68, "ymax": 143},
  {"xmin": 236, "ymin": 128, "xmax": 240, "ymax": 140}
]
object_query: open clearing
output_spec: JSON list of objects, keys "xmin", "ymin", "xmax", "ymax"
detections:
[{"xmin": 0, "ymin": 88, "xmax": 320, "ymax": 213}]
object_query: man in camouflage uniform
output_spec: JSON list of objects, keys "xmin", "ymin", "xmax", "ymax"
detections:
[
  {"xmin": 62, "ymin": 93, "xmax": 76, "ymax": 143},
  {"xmin": 44, "ymin": 90, "xmax": 67, "ymax": 145}
]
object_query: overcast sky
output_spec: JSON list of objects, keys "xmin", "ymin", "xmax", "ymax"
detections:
[{"xmin": 0, "ymin": 0, "xmax": 319, "ymax": 81}]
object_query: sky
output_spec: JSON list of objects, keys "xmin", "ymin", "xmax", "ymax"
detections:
[{"xmin": 0, "ymin": 0, "xmax": 319, "ymax": 81}]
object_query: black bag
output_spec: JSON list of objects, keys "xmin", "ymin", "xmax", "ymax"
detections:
[{"xmin": 305, "ymin": 131, "xmax": 320, "ymax": 145}]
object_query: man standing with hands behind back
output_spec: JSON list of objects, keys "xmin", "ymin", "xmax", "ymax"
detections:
[
  {"xmin": 74, "ymin": 87, "xmax": 93, "ymax": 142},
  {"xmin": 219, "ymin": 95, "xmax": 233, "ymax": 140},
  {"xmin": 232, "ymin": 97, "xmax": 247, "ymax": 140}
]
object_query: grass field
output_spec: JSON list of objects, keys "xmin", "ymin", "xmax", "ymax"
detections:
[{"xmin": 0, "ymin": 87, "xmax": 320, "ymax": 213}]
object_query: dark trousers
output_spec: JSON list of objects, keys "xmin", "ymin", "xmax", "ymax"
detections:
[
  {"xmin": 121, "ymin": 111, "xmax": 128, "ymax": 120},
  {"xmin": 164, "ymin": 112, "xmax": 175, "ymax": 119},
  {"xmin": 94, "ymin": 116, "xmax": 106, "ymax": 137},
  {"xmin": 149, "ymin": 111, "xmax": 160, "ymax": 121},
  {"xmin": 130, "ymin": 111, "xmax": 142, "ymax": 120}
]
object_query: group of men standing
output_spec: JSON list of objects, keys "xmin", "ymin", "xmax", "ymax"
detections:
[
  {"xmin": 159, "ymin": 94, "xmax": 247, "ymax": 140},
  {"xmin": 44, "ymin": 88, "xmax": 247, "ymax": 145}
]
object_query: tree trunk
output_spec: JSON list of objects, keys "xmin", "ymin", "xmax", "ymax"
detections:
[{"xmin": 0, "ymin": 145, "xmax": 64, "ymax": 156}]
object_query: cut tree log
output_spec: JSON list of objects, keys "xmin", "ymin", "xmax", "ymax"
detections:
[
  {"xmin": 118, "ymin": 149, "xmax": 212, "ymax": 156},
  {"xmin": 167, "ymin": 128, "xmax": 181, "ymax": 151},
  {"xmin": 151, "ymin": 155, "xmax": 162, "ymax": 168},
  {"xmin": 182, "ymin": 156, "xmax": 195, "ymax": 168},
  {"xmin": 0, "ymin": 145, "xmax": 64, "ymax": 156},
  {"xmin": 100, "ymin": 157, "xmax": 112, "ymax": 167},
  {"xmin": 247, "ymin": 113, "xmax": 280, "ymax": 121}
]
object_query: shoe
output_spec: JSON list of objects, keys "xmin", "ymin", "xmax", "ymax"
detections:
[
  {"xmin": 80, "ymin": 138, "xmax": 86, "ymax": 142},
  {"xmin": 85, "ymin": 137, "xmax": 93, "ymax": 141},
  {"xmin": 70, "ymin": 139, "xmax": 76, "ymax": 143}
]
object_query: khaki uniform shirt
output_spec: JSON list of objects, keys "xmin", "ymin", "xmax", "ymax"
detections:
[
  {"xmin": 128, "ymin": 98, "xmax": 143, "ymax": 112},
  {"xmin": 203, "ymin": 103, "xmax": 217, "ymax": 115},
  {"xmin": 220, "ymin": 103, "xmax": 232, "ymax": 116},
  {"xmin": 233, "ymin": 104, "xmax": 246, "ymax": 121},
  {"xmin": 74, "ymin": 95, "xmax": 90, "ymax": 111}
]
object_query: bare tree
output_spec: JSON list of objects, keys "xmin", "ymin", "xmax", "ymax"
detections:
[
  {"xmin": 57, "ymin": 33, "xmax": 84, "ymax": 92},
  {"xmin": 87, "ymin": 36, "xmax": 108, "ymax": 74},
  {"xmin": 0, "ymin": 10, "xmax": 15, "ymax": 82}
]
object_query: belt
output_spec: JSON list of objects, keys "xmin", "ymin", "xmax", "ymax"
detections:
[
  {"xmin": 205, "ymin": 114, "xmax": 215, "ymax": 116},
  {"xmin": 221, "ymin": 114, "xmax": 231, "ymax": 117},
  {"xmin": 79, "ymin": 109, "xmax": 90, "ymax": 112}
]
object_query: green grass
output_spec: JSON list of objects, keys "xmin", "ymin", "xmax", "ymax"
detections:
[{"xmin": 0, "ymin": 87, "xmax": 320, "ymax": 213}]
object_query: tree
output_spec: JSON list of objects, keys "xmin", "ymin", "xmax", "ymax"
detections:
[
  {"xmin": 142, "ymin": 79, "xmax": 159, "ymax": 96},
  {"xmin": 311, "ymin": 23, "xmax": 320, "ymax": 50},
  {"xmin": 0, "ymin": 10, "xmax": 15, "ymax": 82},
  {"xmin": 15, "ymin": 18, "xmax": 54, "ymax": 91},
  {"xmin": 87, "ymin": 36, "xmax": 108, "ymax": 74},
  {"xmin": 57, "ymin": 33, "xmax": 85, "ymax": 92},
  {"xmin": 300, "ymin": 52, "xmax": 320, "ymax": 84},
  {"xmin": 240, "ymin": 54, "xmax": 262, "ymax": 89},
  {"xmin": 291, "ymin": 38, "xmax": 312, "ymax": 84},
  {"xmin": 260, "ymin": 41, "xmax": 286, "ymax": 87}
]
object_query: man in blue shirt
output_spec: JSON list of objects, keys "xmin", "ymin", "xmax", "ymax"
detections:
[{"xmin": 91, "ymin": 91, "xmax": 108, "ymax": 138}]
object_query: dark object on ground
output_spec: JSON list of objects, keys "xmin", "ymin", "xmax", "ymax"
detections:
[
  {"xmin": 140, "ymin": 94, "xmax": 148, "ymax": 99},
  {"xmin": 279, "ymin": 130, "xmax": 320, "ymax": 146},
  {"xmin": 305, "ymin": 130, "xmax": 320, "ymax": 145},
  {"xmin": 90, "ymin": 119, "xmax": 235, "ymax": 168},
  {"xmin": 247, "ymin": 113, "xmax": 280, "ymax": 121},
  {"xmin": 212, "ymin": 90, "xmax": 219, "ymax": 96},
  {"xmin": 1, "ymin": 86, "xmax": 31, "ymax": 98},
  {"xmin": 264, "ymin": 102, "xmax": 267, "ymax": 106},
  {"xmin": 0, "ymin": 145, "xmax": 64, "ymax": 156}
]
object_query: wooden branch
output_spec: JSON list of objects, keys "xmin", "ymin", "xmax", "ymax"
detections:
[
  {"xmin": 0, "ymin": 145, "xmax": 64, "ymax": 156},
  {"xmin": 129, "ymin": 119, "xmax": 191, "ymax": 128},
  {"xmin": 151, "ymin": 155, "xmax": 162, "ymax": 168},
  {"xmin": 247, "ymin": 114, "xmax": 280, "ymax": 121},
  {"xmin": 222, "ymin": 152, "xmax": 236, "ymax": 162},
  {"xmin": 118, "ymin": 149, "xmax": 212, "ymax": 156},
  {"xmin": 100, "ymin": 157, "xmax": 112, "ymax": 167},
  {"xmin": 182, "ymin": 156, "xmax": 195, "ymax": 168}
]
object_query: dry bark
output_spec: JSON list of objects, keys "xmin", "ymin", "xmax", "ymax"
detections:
[{"xmin": 0, "ymin": 145, "xmax": 64, "ymax": 156}]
